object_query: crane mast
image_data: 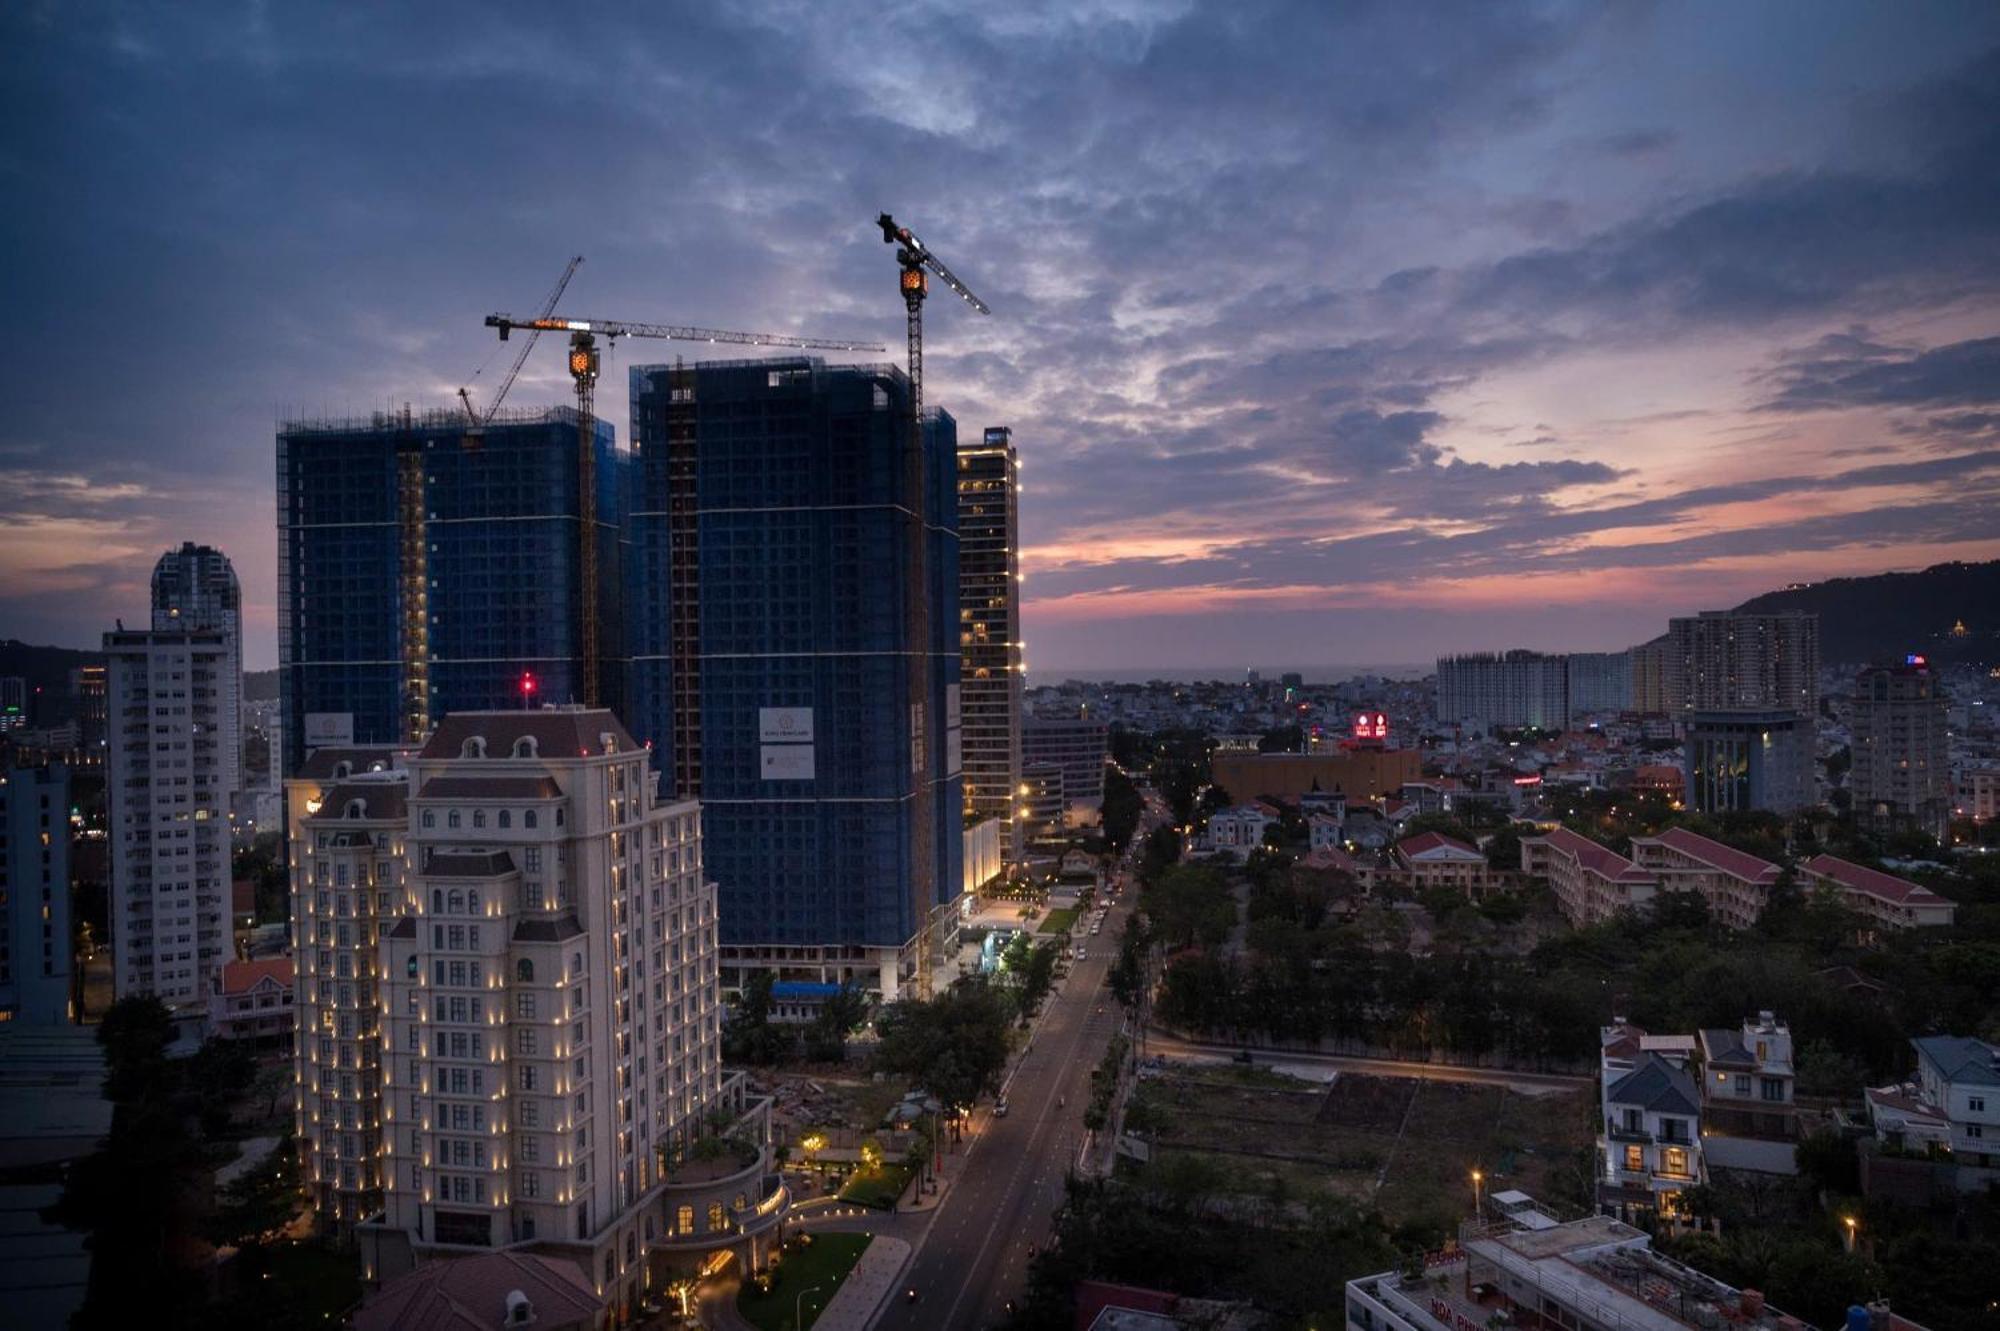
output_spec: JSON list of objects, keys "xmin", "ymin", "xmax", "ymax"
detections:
[{"xmin": 877, "ymin": 213, "xmax": 990, "ymax": 998}]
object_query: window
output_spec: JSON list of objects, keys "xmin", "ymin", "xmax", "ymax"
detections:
[
  {"xmin": 1734, "ymin": 1074, "xmax": 1751, "ymax": 1096},
  {"xmin": 447, "ymin": 809, "xmax": 462, "ymax": 829},
  {"xmin": 521, "ymin": 1170, "xmax": 540, "ymax": 1198},
  {"xmin": 517, "ymin": 992, "xmax": 537, "ymax": 1020},
  {"xmin": 422, "ymin": 810, "xmax": 436, "ymax": 829},
  {"xmin": 1971, "ymin": 1124, "xmax": 1985, "ymax": 1139},
  {"xmin": 473, "ymin": 810, "xmax": 486, "ymax": 829},
  {"xmin": 1973, "ymin": 1097, "xmax": 1987, "ymax": 1113},
  {"xmin": 708, "ymin": 1202, "xmax": 726, "ymax": 1232},
  {"xmin": 513, "ymin": 737, "xmax": 537, "ymax": 759},
  {"xmin": 1624, "ymin": 1145, "xmax": 1643, "ymax": 1172},
  {"xmin": 1760, "ymin": 1078, "xmax": 1785, "ymax": 1102},
  {"xmin": 521, "ymin": 1135, "xmax": 540, "ymax": 1163},
  {"xmin": 524, "ymin": 810, "xmax": 538, "ymax": 829},
  {"xmin": 1663, "ymin": 1146, "xmax": 1689, "ymax": 1177},
  {"xmin": 518, "ymin": 1028, "xmax": 539, "ymax": 1056},
  {"xmin": 498, "ymin": 810, "xmax": 511, "ymax": 829},
  {"xmin": 519, "ymin": 1065, "xmax": 539, "ymax": 1091},
  {"xmin": 677, "ymin": 1204, "xmax": 693, "ymax": 1235}
]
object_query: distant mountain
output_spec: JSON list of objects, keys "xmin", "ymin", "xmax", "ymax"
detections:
[
  {"xmin": 0, "ymin": 639, "xmax": 102, "ymax": 696},
  {"xmin": 1733, "ymin": 560, "xmax": 2000, "ymax": 666}
]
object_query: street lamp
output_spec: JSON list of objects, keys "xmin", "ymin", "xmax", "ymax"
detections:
[
  {"xmin": 1471, "ymin": 1167, "xmax": 1484, "ymax": 1219},
  {"xmin": 796, "ymin": 1283, "xmax": 825, "ymax": 1331},
  {"xmin": 1842, "ymin": 1214, "xmax": 1858, "ymax": 1253}
]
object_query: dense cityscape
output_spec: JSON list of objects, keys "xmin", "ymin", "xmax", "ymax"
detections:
[{"xmin": 6, "ymin": 6, "xmax": 2000, "ymax": 1331}]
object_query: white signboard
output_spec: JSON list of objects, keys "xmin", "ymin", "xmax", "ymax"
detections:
[
  {"xmin": 304, "ymin": 712, "xmax": 354, "ymax": 747},
  {"xmin": 759, "ymin": 707, "xmax": 815, "ymax": 743},
  {"xmin": 945, "ymin": 683, "xmax": 961, "ymax": 729},
  {"xmin": 946, "ymin": 725, "xmax": 963, "ymax": 778},
  {"xmin": 761, "ymin": 744, "xmax": 816, "ymax": 781}
]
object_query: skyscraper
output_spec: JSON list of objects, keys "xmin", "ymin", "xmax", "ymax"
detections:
[
  {"xmin": 629, "ymin": 358, "xmax": 961, "ymax": 999},
  {"xmin": 958, "ymin": 425, "xmax": 1022, "ymax": 864},
  {"xmin": 1565, "ymin": 650, "xmax": 1633, "ymax": 716},
  {"xmin": 1435, "ymin": 650, "xmax": 1569, "ymax": 730},
  {"xmin": 0, "ymin": 764, "xmax": 74, "ymax": 1024},
  {"xmin": 152, "ymin": 540, "xmax": 242, "ymax": 711},
  {"xmin": 1666, "ymin": 611, "xmax": 1819, "ymax": 715},
  {"xmin": 105, "ymin": 626, "xmax": 240, "ymax": 1013},
  {"xmin": 1849, "ymin": 659, "xmax": 1950, "ymax": 841},
  {"xmin": 276, "ymin": 406, "xmax": 625, "ymax": 774}
]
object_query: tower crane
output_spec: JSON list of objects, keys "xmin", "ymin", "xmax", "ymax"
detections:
[
  {"xmin": 482, "ymin": 311, "xmax": 884, "ymax": 711},
  {"xmin": 460, "ymin": 256, "xmax": 584, "ymax": 426},
  {"xmin": 875, "ymin": 213, "xmax": 990, "ymax": 997}
]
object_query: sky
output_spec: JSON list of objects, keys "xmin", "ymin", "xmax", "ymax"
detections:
[{"xmin": 4, "ymin": 1, "xmax": 2000, "ymax": 676}]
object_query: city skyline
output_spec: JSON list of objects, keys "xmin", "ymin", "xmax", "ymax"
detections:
[{"xmin": 6, "ymin": 5, "xmax": 2000, "ymax": 673}]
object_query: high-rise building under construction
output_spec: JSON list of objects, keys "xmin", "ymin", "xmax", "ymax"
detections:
[
  {"xmin": 628, "ymin": 357, "xmax": 962, "ymax": 1000},
  {"xmin": 275, "ymin": 407, "xmax": 626, "ymax": 773}
]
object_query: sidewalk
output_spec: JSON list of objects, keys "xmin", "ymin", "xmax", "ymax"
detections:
[{"xmin": 809, "ymin": 1235, "xmax": 912, "ymax": 1331}]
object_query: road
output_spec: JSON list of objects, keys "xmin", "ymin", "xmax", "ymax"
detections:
[
  {"xmin": 1143, "ymin": 1031, "xmax": 1589, "ymax": 1095},
  {"xmin": 872, "ymin": 841, "xmax": 1149, "ymax": 1329}
]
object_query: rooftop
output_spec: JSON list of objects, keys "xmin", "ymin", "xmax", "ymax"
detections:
[
  {"xmin": 1606, "ymin": 1053, "xmax": 1701, "ymax": 1116},
  {"xmin": 423, "ymin": 709, "xmax": 640, "ymax": 762},
  {"xmin": 1800, "ymin": 854, "xmax": 1947, "ymax": 907},
  {"xmin": 1911, "ymin": 1034, "xmax": 2000, "ymax": 1087},
  {"xmin": 1635, "ymin": 827, "xmax": 1780, "ymax": 883},
  {"xmin": 352, "ymin": 1250, "xmax": 603, "ymax": 1331},
  {"xmin": 1528, "ymin": 825, "xmax": 1654, "ymax": 883}
]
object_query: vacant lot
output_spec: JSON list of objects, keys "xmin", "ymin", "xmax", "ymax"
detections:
[
  {"xmin": 1038, "ymin": 907, "xmax": 1080, "ymax": 934},
  {"xmin": 1132, "ymin": 1067, "xmax": 1593, "ymax": 1224}
]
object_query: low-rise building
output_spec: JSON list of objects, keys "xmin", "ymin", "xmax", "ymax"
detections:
[
  {"xmin": 353, "ymin": 1250, "xmax": 607, "ymax": 1331},
  {"xmin": 1797, "ymin": 854, "xmax": 1956, "ymax": 932},
  {"xmin": 1307, "ymin": 812, "xmax": 1345, "ymax": 851},
  {"xmin": 1597, "ymin": 1025, "xmax": 1705, "ymax": 1222},
  {"xmin": 1521, "ymin": 826, "xmax": 1657, "ymax": 926},
  {"xmin": 208, "ymin": 957, "xmax": 294, "ymax": 1046},
  {"xmin": 1697, "ymin": 1011, "xmax": 1797, "ymax": 1143},
  {"xmin": 1629, "ymin": 827, "xmax": 1780, "ymax": 929},
  {"xmin": 1205, "ymin": 806, "xmax": 1273, "ymax": 859},
  {"xmin": 1393, "ymin": 831, "xmax": 1489, "ymax": 895},
  {"xmin": 1911, "ymin": 1035, "xmax": 2000, "ymax": 1170}
]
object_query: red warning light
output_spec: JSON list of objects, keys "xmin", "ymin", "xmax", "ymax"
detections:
[{"xmin": 521, "ymin": 672, "xmax": 537, "ymax": 696}]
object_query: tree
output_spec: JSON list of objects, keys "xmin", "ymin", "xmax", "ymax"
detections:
[
  {"xmin": 803, "ymin": 985, "xmax": 870, "ymax": 1063},
  {"xmin": 722, "ymin": 971, "xmax": 793, "ymax": 1064},
  {"xmin": 874, "ymin": 980, "xmax": 1013, "ymax": 1113},
  {"xmin": 204, "ymin": 1139, "xmax": 301, "ymax": 1249},
  {"xmin": 1101, "ymin": 766, "xmax": 1143, "ymax": 850},
  {"xmin": 1483, "ymin": 823, "xmax": 1526, "ymax": 872}
]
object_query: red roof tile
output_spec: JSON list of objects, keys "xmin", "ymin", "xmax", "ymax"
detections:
[
  {"xmin": 1396, "ymin": 830, "xmax": 1482, "ymax": 861},
  {"xmin": 1529, "ymin": 825, "xmax": 1653, "ymax": 883},
  {"xmin": 1802, "ymin": 855, "xmax": 1945, "ymax": 906},
  {"xmin": 1646, "ymin": 827, "xmax": 1780, "ymax": 884},
  {"xmin": 216, "ymin": 958, "xmax": 293, "ymax": 996}
]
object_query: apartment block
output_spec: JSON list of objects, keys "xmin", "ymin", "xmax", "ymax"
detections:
[
  {"xmin": 1392, "ymin": 831, "xmax": 1489, "ymax": 896},
  {"xmin": 0, "ymin": 765, "xmax": 74, "ymax": 1024},
  {"xmin": 1520, "ymin": 825, "xmax": 1656, "ymax": 926},
  {"xmin": 1021, "ymin": 714, "xmax": 1109, "ymax": 819},
  {"xmin": 1849, "ymin": 660, "xmax": 1950, "ymax": 842},
  {"xmin": 152, "ymin": 542, "xmax": 243, "ymax": 747},
  {"xmin": 105, "ymin": 627, "xmax": 239, "ymax": 1014},
  {"xmin": 1566, "ymin": 650, "xmax": 1633, "ymax": 716},
  {"xmin": 1435, "ymin": 650, "xmax": 1567, "ymax": 730},
  {"xmin": 958, "ymin": 426, "xmax": 1023, "ymax": 865},
  {"xmin": 1628, "ymin": 826, "xmax": 1780, "ymax": 929},
  {"xmin": 1667, "ymin": 610, "xmax": 1819, "ymax": 715},
  {"xmin": 1797, "ymin": 854, "xmax": 1956, "ymax": 932}
]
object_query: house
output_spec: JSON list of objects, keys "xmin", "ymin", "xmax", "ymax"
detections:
[
  {"xmin": 1204, "ymin": 806, "xmax": 1273, "ymax": 860},
  {"xmin": 1797, "ymin": 855, "xmax": 1956, "ymax": 933},
  {"xmin": 207, "ymin": 957, "xmax": 294, "ymax": 1046},
  {"xmin": 1520, "ymin": 825, "xmax": 1657, "ymax": 926},
  {"xmin": 1392, "ymin": 831, "xmax": 1489, "ymax": 896},
  {"xmin": 1628, "ymin": 827, "xmax": 1781, "ymax": 929},
  {"xmin": 1597, "ymin": 1024, "xmax": 1705, "ymax": 1222},
  {"xmin": 353, "ymin": 1250, "xmax": 607, "ymax": 1331},
  {"xmin": 1697, "ymin": 1011, "xmax": 1799, "ymax": 1150},
  {"xmin": 1911, "ymin": 1036, "xmax": 2000, "ymax": 1171},
  {"xmin": 1306, "ymin": 812, "xmax": 1345, "ymax": 851}
]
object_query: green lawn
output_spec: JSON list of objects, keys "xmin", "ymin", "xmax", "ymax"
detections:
[
  {"xmin": 1037, "ymin": 907, "xmax": 1079, "ymax": 934},
  {"xmin": 836, "ymin": 1161, "xmax": 913, "ymax": 1209},
  {"xmin": 738, "ymin": 1231, "xmax": 872, "ymax": 1331}
]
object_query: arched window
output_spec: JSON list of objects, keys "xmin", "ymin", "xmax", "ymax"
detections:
[
  {"xmin": 346, "ymin": 799, "xmax": 365, "ymax": 819},
  {"xmin": 571, "ymin": 951, "xmax": 583, "ymax": 976},
  {"xmin": 473, "ymin": 810, "xmax": 487, "ymax": 829},
  {"xmin": 513, "ymin": 736, "xmax": 538, "ymax": 759},
  {"xmin": 422, "ymin": 810, "xmax": 436, "ymax": 829},
  {"xmin": 555, "ymin": 807, "xmax": 565, "ymax": 827},
  {"xmin": 462, "ymin": 736, "xmax": 486, "ymax": 759},
  {"xmin": 431, "ymin": 889, "xmax": 443, "ymax": 913},
  {"xmin": 468, "ymin": 888, "xmax": 480, "ymax": 914},
  {"xmin": 517, "ymin": 959, "xmax": 535, "ymax": 983},
  {"xmin": 498, "ymin": 810, "xmax": 511, "ymax": 829},
  {"xmin": 333, "ymin": 761, "xmax": 351, "ymax": 780},
  {"xmin": 448, "ymin": 889, "xmax": 464, "ymax": 913},
  {"xmin": 447, "ymin": 810, "xmax": 462, "ymax": 829},
  {"xmin": 524, "ymin": 810, "xmax": 538, "ymax": 829}
]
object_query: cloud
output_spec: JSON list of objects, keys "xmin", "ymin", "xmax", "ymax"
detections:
[{"xmin": 1761, "ymin": 334, "xmax": 2000, "ymax": 412}]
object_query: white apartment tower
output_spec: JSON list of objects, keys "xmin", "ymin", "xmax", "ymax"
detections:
[
  {"xmin": 105, "ymin": 626, "xmax": 240, "ymax": 1012},
  {"xmin": 298, "ymin": 711, "xmax": 725, "ymax": 1310}
]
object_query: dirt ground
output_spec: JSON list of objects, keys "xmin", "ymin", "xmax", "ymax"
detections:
[{"xmin": 1133, "ymin": 1066, "xmax": 1595, "ymax": 1224}]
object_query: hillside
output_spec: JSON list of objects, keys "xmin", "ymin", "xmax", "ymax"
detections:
[
  {"xmin": 1733, "ymin": 560, "xmax": 2000, "ymax": 666},
  {"xmin": 0, "ymin": 639, "xmax": 102, "ymax": 696}
]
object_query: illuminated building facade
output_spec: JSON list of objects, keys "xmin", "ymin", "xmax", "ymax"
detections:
[
  {"xmin": 958, "ymin": 426, "xmax": 1023, "ymax": 865},
  {"xmin": 1435, "ymin": 650, "xmax": 1568, "ymax": 730},
  {"xmin": 1849, "ymin": 657, "xmax": 1950, "ymax": 841}
]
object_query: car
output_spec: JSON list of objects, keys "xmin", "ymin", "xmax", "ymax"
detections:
[
  {"xmin": 1075, "ymin": 947, "xmax": 1087, "ymax": 961},
  {"xmin": 994, "ymin": 1098, "xmax": 1009, "ymax": 1117}
]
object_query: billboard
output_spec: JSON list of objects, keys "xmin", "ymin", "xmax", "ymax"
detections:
[
  {"xmin": 758, "ymin": 707, "xmax": 814, "ymax": 743},
  {"xmin": 760, "ymin": 744, "xmax": 815, "ymax": 781},
  {"xmin": 304, "ymin": 712, "xmax": 354, "ymax": 747}
]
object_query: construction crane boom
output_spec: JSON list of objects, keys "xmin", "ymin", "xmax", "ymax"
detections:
[
  {"xmin": 461, "ymin": 256, "xmax": 584, "ymax": 424},
  {"xmin": 487, "ymin": 314, "xmax": 883, "ymax": 353},
  {"xmin": 875, "ymin": 212, "xmax": 990, "ymax": 1000}
]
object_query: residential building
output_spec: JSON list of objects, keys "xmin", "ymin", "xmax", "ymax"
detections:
[
  {"xmin": 1628, "ymin": 827, "xmax": 1781, "ymax": 929},
  {"xmin": 1849, "ymin": 659, "xmax": 1950, "ymax": 842},
  {"xmin": 1205, "ymin": 806, "xmax": 1273, "ymax": 859},
  {"xmin": 1597, "ymin": 1024, "xmax": 1705, "ymax": 1221},
  {"xmin": 1628, "ymin": 633, "xmax": 1671, "ymax": 713},
  {"xmin": 1968, "ymin": 768, "xmax": 2000, "ymax": 823},
  {"xmin": 1667, "ymin": 610, "xmax": 1819, "ymax": 715},
  {"xmin": 1209, "ymin": 748, "xmax": 1419, "ymax": 805},
  {"xmin": 208, "ymin": 957, "xmax": 295, "ymax": 1045},
  {"xmin": 1343, "ymin": 1199, "xmax": 1813, "ymax": 1331},
  {"xmin": 1435, "ymin": 650, "xmax": 1568, "ymax": 730},
  {"xmin": 1392, "ymin": 831, "xmax": 1489, "ymax": 895},
  {"xmin": 0, "ymin": 765, "xmax": 73, "ymax": 1024},
  {"xmin": 67, "ymin": 665, "xmax": 107, "ymax": 767},
  {"xmin": 958, "ymin": 426, "xmax": 1023, "ymax": 863},
  {"xmin": 1697, "ymin": 1011, "xmax": 1798, "ymax": 1143},
  {"xmin": 1021, "ymin": 714, "xmax": 1109, "ymax": 820},
  {"xmin": 1307, "ymin": 812, "xmax": 1345, "ymax": 851},
  {"xmin": 1520, "ymin": 826, "xmax": 1657, "ymax": 926},
  {"xmin": 629, "ymin": 360, "xmax": 961, "ymax": 1001},
  {"xmin": 1684, "ymin": 709, "xmax": 1813, "ymax": 815},
  {"xmin": 276, "ymin": 406, "xmax": 625, "ymax": 774},
  {"xmin": 309, "ymin": 710, "xmax": 780, "ymax": 1315},
  {"xmin": 1910, "ymin": 1036, "xmax": 2000, "ymax": 1172},
  {"xmin": 1797, "ymin": 854, "xmax": 1956, "ymax": 932},
  {"xmin": 105, "ymin": 627, "xmax": 240, "ymax": 1015},
  {"xmin": 1566, "ymin": 651, "xmax": 1633, "ymax": 716},
  {"xmin": 353, "ymin": 1250, "xmax": 607, "ymax": 1331},
  {"xmin": 152, "ymin": 542, "xmax": 243, "ymax": 749}
]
